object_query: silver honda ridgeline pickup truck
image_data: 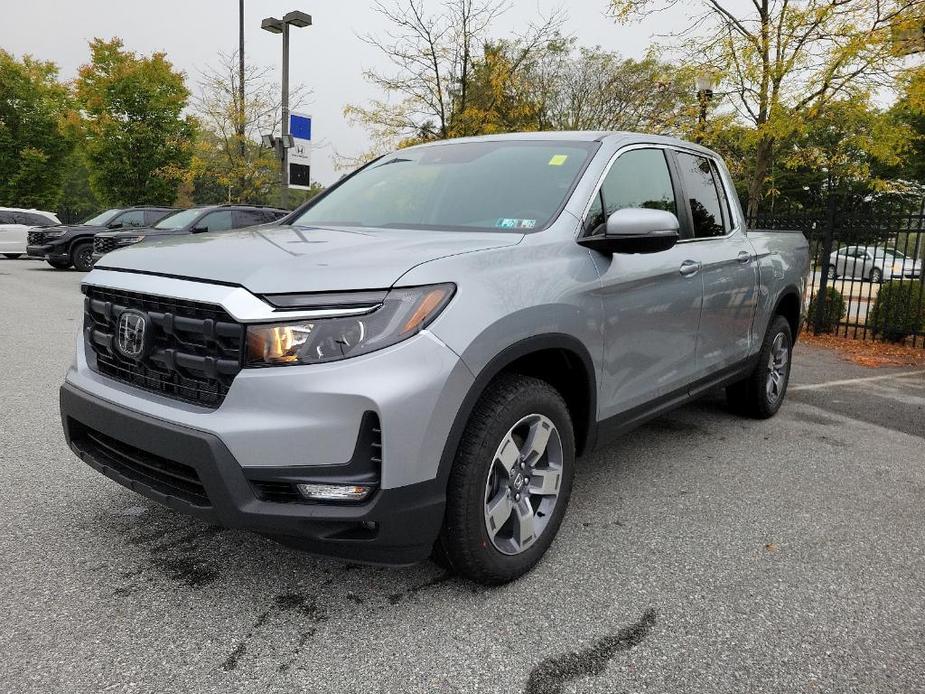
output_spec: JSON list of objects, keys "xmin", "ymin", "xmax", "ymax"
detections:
[{"xmin": 61, "ymin": 132, "xmax": 809, "ymax": 584}]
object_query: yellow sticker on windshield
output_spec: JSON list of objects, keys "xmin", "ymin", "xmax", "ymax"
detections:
[{"xmin": 548, "ymin": 154, "xmax": 568, "ymax": 166}]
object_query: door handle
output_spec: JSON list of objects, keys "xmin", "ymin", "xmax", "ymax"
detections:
[
  {"xmin": 679, "ymin": 260, "xmax": 701, "ymax": 277},
  {"xmin": 737, "ymin": 251, "xmax": 753, "ymax": 264}
]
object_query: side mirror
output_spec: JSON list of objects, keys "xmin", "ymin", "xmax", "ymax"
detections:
[
  {"xmin": 107, "ymin": 222, "xmax": 124, "ymax": 229},
  {"xmin": 578, "ymin": 208, "xmax": 680, "ymax": 254},
  {"xmin": 192, "ymin": 226, "xmax": 208, "ymax": 233}
]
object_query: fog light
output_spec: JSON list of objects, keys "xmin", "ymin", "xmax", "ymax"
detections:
[{"xmin": 296, "ymin": 483, "xmax": 373, "ymax": 502}]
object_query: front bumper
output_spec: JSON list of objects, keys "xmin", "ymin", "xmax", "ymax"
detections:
[
  {"xmin": 61, "ymin": 382, "xmax": 447, "ymax": 564},
  {"xmin": 27, "ymin": 243, "xmax": 68, "ymax": 261}
]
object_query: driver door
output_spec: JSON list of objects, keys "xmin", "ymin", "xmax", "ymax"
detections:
[{"xmin": 586, "ymin": 147, "xmax": 704, "ymax": 419}]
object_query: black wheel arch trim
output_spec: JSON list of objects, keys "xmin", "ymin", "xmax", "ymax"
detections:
[
  {"xmin": 434, "ymin": 333, "xmax": 598, "ymax": 490},
  {"xmin": 771, "ymin": 285, "xmax": 803, "ymax": 343}
]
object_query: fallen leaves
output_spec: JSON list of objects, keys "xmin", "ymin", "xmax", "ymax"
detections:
[{"xmin": 800, "ymin": 332, "xmax": 925, "ymax": 368}]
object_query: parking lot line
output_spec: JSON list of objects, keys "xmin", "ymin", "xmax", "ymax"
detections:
[{"xmin": 789, "ymin": 369, "xmax": 925, "ymax": 391}]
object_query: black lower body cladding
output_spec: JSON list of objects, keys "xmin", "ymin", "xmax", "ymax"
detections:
[{"xmin": 59, "ymin": 383, "xmax": 446, "ymax": 565}]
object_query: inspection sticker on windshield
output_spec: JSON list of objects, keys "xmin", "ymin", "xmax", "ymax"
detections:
[
  {"xmin": 496, "ymin": 218, "xmax": 537, "ymax": 229},
  {"xmin": 548, "ymin": 154, "xmax": 569, "ymax": 166}
]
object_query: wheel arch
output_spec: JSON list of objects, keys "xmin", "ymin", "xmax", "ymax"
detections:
[
  {"xmin": 773, "ymin": 286, "xmax": 802, "ymax": 343},
  {"xmin": 436, "ymin": 334, "xmax": 598, "ymax": 488}
]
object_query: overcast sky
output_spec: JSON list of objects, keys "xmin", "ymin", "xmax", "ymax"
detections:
[{"xmin": 0, "ymin": 0, "xmax": 704, "ymax": 185}]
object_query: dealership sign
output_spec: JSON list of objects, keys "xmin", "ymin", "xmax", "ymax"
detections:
[{"xmin": 289, "ymin": 113, "xmax": 312, "ymax": 190}]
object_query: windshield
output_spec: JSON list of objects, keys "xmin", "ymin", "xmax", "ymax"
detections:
[
  {"xmin": 293, "ymin": 140, "xmax": 598, "ymax": 232},
  {"xmin": 154, "ymin": 208, "xmax": 202, "ymax": 230},
  {"xmin": 83, "ymin": 209, "xmax": 121, "ymax": 226}
]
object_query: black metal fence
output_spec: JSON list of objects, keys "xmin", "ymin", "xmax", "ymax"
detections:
[{"xmin": 752, "ymin": 202, "xmax": 925, "ymax": 348}]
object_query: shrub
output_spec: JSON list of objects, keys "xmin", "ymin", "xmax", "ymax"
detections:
[
  {"xmin": 868, "ymin": 281, "xmax": 925, "ymax": 343},
  {"xmin": 808, "ymin": 287, "xmax": 846, "ymax": 333}
]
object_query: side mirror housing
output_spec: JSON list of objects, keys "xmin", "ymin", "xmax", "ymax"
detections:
[
  {"xmin": 107, "ymin": 222, "xmax": 124, "ymax": 229},
  {"xmin": 578, "ymin": 208, "xmax": 680, "ymax": 254},
  {"xmin": 191, "ymin": 225, "xmax": 209, "ymax": 233}
]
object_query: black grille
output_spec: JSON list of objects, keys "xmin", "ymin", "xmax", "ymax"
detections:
[
  {"xmin": 83, "ymin": 286, "xmax": 246, "ymax": 408},
  {"xmin": 69, "ymin": 420, "xmax": 210, "ymax": 507},
  {"xmin": 94, "ymin": 236, "xmax": 118, "ymax": 254},
  {"xmin": 28, "ymin": 230, "xmax": 54, "ymax": 245}
]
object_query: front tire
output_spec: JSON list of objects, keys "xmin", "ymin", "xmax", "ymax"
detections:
[
  {"xmin": 72, "ymin": 242, "xmax": 94, "ymax": 272},
  {"xmin": 439, "ymin": 374, "xmax": 575, "ymax": 585},
  {"xmin": 870, "ymin": 268, "xmax": 883, "ymax": 284},
  {"xmin": 46, "ymin": 258, "xmax": 71, "ymax": 269},
  {"xmin": 825, "ymin": 265, "xmax": 837, "ymax": 280},
  {"xmin": 726, "ymin": 315, "xmax": 793, "ymax": 419}
]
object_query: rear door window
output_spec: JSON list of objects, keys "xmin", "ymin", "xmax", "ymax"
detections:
[{"xmin": 674, "ymin": 151, "xmax": 728, "ymax": 238}]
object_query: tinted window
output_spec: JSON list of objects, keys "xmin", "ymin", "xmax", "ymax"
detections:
[
  {"xmin": 601, "ymin": 149, "xmax": 676, "ymax": 217},
  {"xmin": 234, "ymin": 210, "xmax": 268, "ymax": 227},
  {"xmin": 112, "ymin": 210, "xmax": 146, "ymax": 228},
  {"xmin": 675, "ymin": 152, "xmax": 727, "ymax": 238},
  {"xmin": 294, "ymin": 141, "xmax": 597, "ymax": 232},
  {"xmin": 154, "ymin": 209, "xmax": 200, "ymax": 230},
  {"xmin": 145, "ymin": 209, "xmax": 172, "ymax": 225},
  {"xmin": 196, "ymin": 211, "xmax": 234, "ymax": 232},
  {"xmin": 0, "ymin": 212, "xmax": 13, "ymax": 224},
  {"xmin": 584, "ymin": 192, "xmax": 605, "ymax": 235}
]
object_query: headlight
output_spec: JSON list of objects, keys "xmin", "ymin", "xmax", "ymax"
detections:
[
  {"xmin": 44, "ymin": 230, "xmax": 66, "ymax": 238},
  {"xmin": 117, "ymin": 236, "xmax": 145, "ymax": 246},
  {"xmin": 246, "ymin": 283, "xmax": 455, "ymax": 366}
]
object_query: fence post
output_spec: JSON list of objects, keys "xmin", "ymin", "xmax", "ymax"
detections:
[{"xmin": 812, "ymin": 195, "xmax": 837, "ymax": 335}]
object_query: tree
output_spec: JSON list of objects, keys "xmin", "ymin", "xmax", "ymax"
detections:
[
  {"xmin": 191, "ymin": 51, "xmax": 305, "ymax": 204},
  {"xmin": 610, "ymin": 0, "xmax": 925, "ymax": 217},
  {"xmin": 529, "ymin": 42, "xmax": 698, "ymax": 134},
  {"xmin": 345, "ymin": 0, "xmax": 564, "ymax": 151},
  {"xmin": 0, "ymin": 50, "xmax": 75, "ymax": 209},
  {"xmin": 75, "ymin": 38, "xmax": 196, "ymax": 206}
]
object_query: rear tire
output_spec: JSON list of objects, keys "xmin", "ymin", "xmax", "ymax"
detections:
[
  {"xmin": 72, "ymin": 242, "xmax": 94, "ymax": 272},
  {"xmin": 46, "ymin": 258, "xmax": 71, "ymax": 269},
  {"xmin": 726, "ymin": 315, "xmax": 793, "ymax": 419},
  {"xmin": 2, "ymin": 253, "xmax": 23, "ymax": 259},
  {"xmin": 869, "ymin": 268, "xmax": 883, "ymax": 284},
  {"xmin": 825, "ymin": 265, "xmax": 837, "ymax": 280},
  {"xmin": 438, "ymin": 374, "xmax": 575, "ymax": 585}
]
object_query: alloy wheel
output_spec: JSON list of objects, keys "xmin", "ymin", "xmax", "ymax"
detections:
[
  {"xmin": 483, "ymin": 413, "xmax": 563, "ymax": 556},
  {"xmin": 766, "ymin": 332, "xmax": 789, "ymax": 404}
]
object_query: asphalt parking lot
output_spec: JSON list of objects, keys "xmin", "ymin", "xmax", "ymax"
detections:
[{"xmin": 1, "ymin": 257, "xmax": 923, "ymax": 694}]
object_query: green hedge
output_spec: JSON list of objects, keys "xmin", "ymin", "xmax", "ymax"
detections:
[
  {"xmin": 809, "ymin": 287, "xmax": 846, "ymax": 333},
  {"xmin": 869, "ymin": 281, "xmax": 925, "ymax": 343}
]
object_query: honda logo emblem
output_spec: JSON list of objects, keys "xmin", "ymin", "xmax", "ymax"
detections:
[{"xmin": 115, "ymin": 310, "xmax": 148, "ymax": 361}]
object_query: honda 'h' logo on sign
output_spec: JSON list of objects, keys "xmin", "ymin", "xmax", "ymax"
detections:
[{"xmin": 115, "ymin": 310, "xmax": 148, "ymax": 361}]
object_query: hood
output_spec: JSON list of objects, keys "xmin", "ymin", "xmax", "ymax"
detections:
[{"xmin": 95, "ymin": 224, "xmax": 524, "ymax": 293}]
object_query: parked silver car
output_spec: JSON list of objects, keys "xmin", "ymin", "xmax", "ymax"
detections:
[
  {"xmin": 827, "ymin": 245, "xmax": 923, "ymax": 283},
  {"xmin": 60, "ymin": 132, "xmax": 809, "ymax": 583}
]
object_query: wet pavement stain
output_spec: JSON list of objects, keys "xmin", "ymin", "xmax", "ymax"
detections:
[
  {"xmin": 113, "ymin": 525, "xmax": 225, "ymax": 594},
  {"xmin": 221, "ymin": 594, "xmax": 329, "ymax": 672},
  {"xmin": 523, "ymin": 608, "xmax": 657, "ymax": 694}
]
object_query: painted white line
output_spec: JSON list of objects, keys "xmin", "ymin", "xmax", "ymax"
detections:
[{"xmin": 790, "ymin": 369, "xmax": 925, "ymax": 392}]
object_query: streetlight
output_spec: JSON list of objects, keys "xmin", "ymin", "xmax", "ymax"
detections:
[
  {"xmin": 261, "ymin": 10, "xmax": 312, "ymax": 208},
  {"xmin": 695, "ymin": 73, "xmax": 718, "ymax": 143}
]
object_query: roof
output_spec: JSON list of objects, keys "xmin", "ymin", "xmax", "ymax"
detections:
[{"xmin": 401, "ymin": 130, "xmax": 721, "ymax": 158}]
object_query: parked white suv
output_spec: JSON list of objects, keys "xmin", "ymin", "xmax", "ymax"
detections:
[{"xmin": 0, "ymin": 207, "xmax": 60, "ymax": 258}]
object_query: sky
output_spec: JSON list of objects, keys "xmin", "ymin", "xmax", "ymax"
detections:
[{"xmin": 0, "ymin": 0, "xmax": 705, "ymax": 185}]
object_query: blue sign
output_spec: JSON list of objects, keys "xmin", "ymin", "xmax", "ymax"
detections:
[{"xmin": 290, "ymin": 114, "xmax": 312, "ymax": 141}]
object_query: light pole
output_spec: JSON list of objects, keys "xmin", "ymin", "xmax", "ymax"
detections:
[
  {"xmin": 261, "ymin": 11, "xmax": 312, "ymax": 208},
  {"xmin": 695, "ymin": 74, "xmax": 718, "ymax": 143}
]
